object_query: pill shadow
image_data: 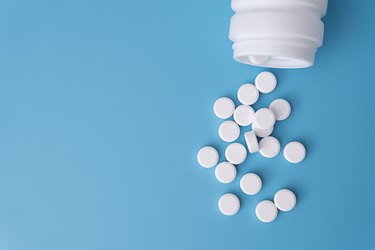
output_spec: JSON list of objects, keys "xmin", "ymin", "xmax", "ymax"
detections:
[{"xmin": 283, "ymin": 182, "xmax": 307, "ymax": 205}]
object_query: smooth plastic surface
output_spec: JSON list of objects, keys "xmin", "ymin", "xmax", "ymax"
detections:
[
  {"xmin": 229, "ymin": 0, "xmax": 328, "ymax": 68},
  {"xmin": 274, "ymin": 189, "xmax": 297, "ymax": 212},
  {"xmin": 215, "ymin": 162, "xmax": 237, "ymax": 184},
  {"xmin": 197, "ymin": 146, "xmax": 219, "ymax": 168},
  {"xmin": 240, "ymin": 173, "xmax": 262, "ymax": 195},
  {"xmin": 255, "ymin": 200, "xmax": 278, "ymax": 223},
  {"xmin": 225, "ymin": 143, "xmax": 247, "ymax": 165},
  {"xmin": 218, "ymin": 121, "xmax": 240, "ymax": 142},
  {"xmin": 218, "ymin": 193, "xmax": 240, "ymax": 216}
]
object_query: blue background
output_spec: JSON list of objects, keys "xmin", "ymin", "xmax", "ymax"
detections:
[{"xmin": 0, "ymin": 0, "xmax": 374, "ymax": 249}]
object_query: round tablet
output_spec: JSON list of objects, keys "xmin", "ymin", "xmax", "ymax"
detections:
[
  {"xmin": 259, "ymin": 136, "xmax": 280, "ymax": 158},
  {"xmin": 197, "ymin": 146, "xmax": 219, "ymax": 168},
  {"xmin": 218, "ymin": 193, "xmax": 240, "ymax": 216},
  {"xmin": 283, "ymin": 141, "xmax": 306, "ymax": 163},
  {"xmin": 255, "ymin": 200, "xmax": 278, "ymax": 223},
  {"xmin": 274, "ymin": 189, "xmax": 297, "ymax": 212},
  {"xmin": 233, "ymin": 105, "xmax": 255, "ymax": 126},
  {"xmin": 269, "ymin": 99, "xmax": 291, "ymax": 121},
  {"xmin": 225, "ymin": 143, "xmax": 247, "ymax": 165},
  {"xmin": 240, "ymin": 173, "xmax": 262, "ymax": 195},
  {"xmin": 244, "ymin": 131, "xmax": 259, "ymax": 153},
  {"xmin": 213, "ymin": 97, "xmax": 235, "ymax": 119},
  {"xmin": 252, "ymin": 123, "xmax": 274, "ymax": 138},
  {"xmin": 254, "ymin": 108, "xmax": 276, "ymax": 130},
  {"xmin": 218, "ymin": 121, "xmax": 240, "ymax": 142},
  {"xmin": 215, "ymin": 162, "xmax": 237, "ymax": 184},
  {"xmin": 237, "ymin": 84, "xmax": 259, "ymax": 105},
  {"xmin": 255, "ymin": 71, "xmax": 277, "ymax": 94}
]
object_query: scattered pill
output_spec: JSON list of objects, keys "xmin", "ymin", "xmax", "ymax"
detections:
[
  {"xmin": 254, "ymin": 108, "xmax": 276, "ymax": 130},
  {"xmin": 255, "ymin": 200, "xmax": 278, "ymax": 223},
  {"xmin": 225, "ymin": 143, "xmax": 247, "ymax": 165},
  {"xmin": 240, "ymin": 173, "xmax": 262, "ymax": 195},
  {"xmin": 200, "ymin": 72, "xmax": 307, "ymax": 222},
  {"xmin": 283, "ymin": 141, "xmax": 306, "ymax": 163},
  {"xmin": 213, "ymin": 97, "xmax": 235, "ymax": 119},
  {"xmin": 233, "ymin": 105, "xmax": 255, "ymax": 126},
  {"xmin": 252, "ymin": 123, "xmax": 274, "ymax": 138},
  {"xmin": 259, "ymin": 136, "xmax": 280, "ymax": 158},
  {"xmin": 274, "ymin": 189, "xmax": 297, "ymax": 212},
  {"xmin": 218, "ymin": 193, "xmax": 240, "ymax": 216},
  {"xmin": 197, "ymin": 146, "xmax": 219, "ymax": 168},
  {"xmin": 269, "ymin": 99, "xmax": 291, "ymax": 121},
  {"xmin": 244, "ymin": 131, "xmax": 259, "ymax": 153},
  {"xmin": 255, "ymin": 71, "xmax": 277, "ymax": 94},
  {"xmin": 215, "ymin": 162, "xmax": 237, "ymax": 184},
  {"xmin": 237, "ymin": 83, "xmax": 259, "ymax": 105},
  {"xmin": 218, "ymin": 121, "xmax": 240, "ymax": 142}
]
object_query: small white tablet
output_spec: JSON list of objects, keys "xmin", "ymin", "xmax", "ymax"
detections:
[
  {"xmin": 255, "ymin": 200, "xmax": 278, "ymax": 223},
  {"xmin": 237, "ymin": 83, "xmax": 259, "ymax": 105},
  {"xmin": 274, "ymin": 189, "xmax": 297, "ymax": 212},
  {"xmin": 240, "ymin": 173, "xmax": 262, "ymax": 195},
  {"xmin": 225, "ymin": 143, "xmax": 247, "ymax": 165},
  {"xmin": 233, "ymin": 105, "xmax": 255, "ymax": 126},
  {"xmin": 213, "ymin": 97, "xmax": 235, "ymax": 119},
  {"xmin": 218, "ymin": 193, "xmax": 240, "ymax": 216},
  {"xmin": 283, "ymin": 141, "xmax": 306, "ymax": 163},
  {"xmin": 218, "ymin": 121, "xmax": 240, "ymax": 142},
  {"xmin": 259, "ymin": 136, "xmax": 280, "ymax": 158},
  {"xmin": 197, "ymin": 146, "xmax": 219, "ymax": 168},
  {"xmin": 215, "ymin": 162, "xmax": 237, "ymax": 184}
]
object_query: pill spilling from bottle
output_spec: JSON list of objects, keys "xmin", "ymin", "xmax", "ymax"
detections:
[{"xmin": 196, "ymin": 71, "xmax": 305, "ymax": 223}]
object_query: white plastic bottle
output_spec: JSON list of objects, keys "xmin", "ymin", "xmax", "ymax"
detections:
[{"xmin": 229, "ymin": 0, "xmax": 328, "ymax": 69}]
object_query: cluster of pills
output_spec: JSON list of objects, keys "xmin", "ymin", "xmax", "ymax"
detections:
[{"xmin": 197, "ymin": 71, "xmax": 306, "ymax": 223}]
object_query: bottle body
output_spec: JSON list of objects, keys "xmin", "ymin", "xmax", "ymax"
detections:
[{"xmin": 229, "ymin": 0, "xmax": 328, "ymax": 68}]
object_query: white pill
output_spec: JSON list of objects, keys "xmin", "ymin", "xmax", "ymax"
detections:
[
  {"xmin": 255, "ymin": 200, "xmax": 278, "ymax": 223},
  {"xmin": 213, "ymin": 97, "xmax": 235, "ymax": 119},
  {"xmin": 244, "ymin": 131, "xmax": 259, "ymax": 153},
  {"xmin": 254, "ymin": 108, "xmax": 276, "ymax": 130},
  {"xmin": 240, "ymin": 173, "xmax": 262, "ymax": 195},
  {"xmin": 274, "ymin": 189, "xmax": 297, "ymax": 212},
  {"xmin": 237, "ymin": 83, "xmax": 259, "ymax": 105},
  {"xmin": 215, "ymin": 162, "xmax": 237, "ymax": 184},
  {"xmin": 269, "ymin": 99, "xmax": 291, "ymax": 121},
  {"xmin": 197, "ymin": 146, "xmax": 219, "ymax": 168},
  {"xmin": 218, "ymin": 121, "xmax": 240, "ymax": 142},
  {"xmin": 259, "ymin": 136, "xmax": 280, "ymax": 158},
  {"xmin": 252, "ymin": 123, "xmax": 274, "ymax": 138},
  {"xmin": 225, "ymin": 143, "xmax": 247, "ymax": 165},
  {"xmin": 283, "ymin": 141, "xmax": 306, "ymax": 163},
  {"xmin": 255, "ymin": 71, "xmax": 277, "ymax": 94},
  {"xmin": 233, "ymin": 105, "xmax": 255, "ymax": 126},
  {"xmin": 218, "ymin": 193, "xmax": 240, "ymax": 216}
]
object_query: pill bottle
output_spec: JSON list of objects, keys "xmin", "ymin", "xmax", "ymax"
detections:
[{"xmin": 229, "ymin": 0, "xmax": 328, "ymax": 68}]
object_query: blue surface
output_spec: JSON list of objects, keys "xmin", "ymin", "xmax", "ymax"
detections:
[{"xmin": 0, "ymin": 0, "xmax": 374, "ymax": 249}]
